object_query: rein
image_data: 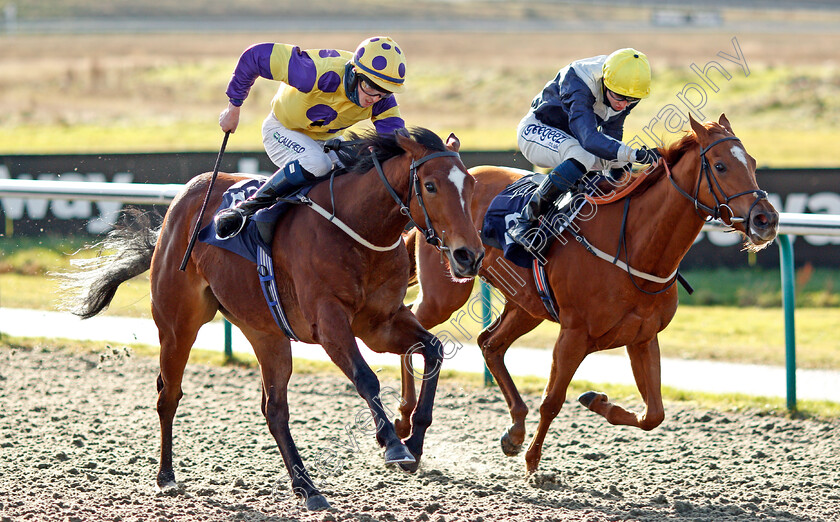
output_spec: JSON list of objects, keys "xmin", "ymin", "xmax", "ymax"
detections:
[
  {"xmin": 584, "ymin": 169, "xmax": 650, "ymax": 205},
  {"xmin": 301, "ymin": 147, "xmax": 459, "ymax": 253},
  {"xmin": 371, "ymin": 150, "xmax": 460, "ymax": 254},
  {"xmin": 304, "ymin": 197, "xmax": 403, "ymax": 251},
  {"xmin": 575, "ymin": 135, "xmax": 765, "ymax": 295}
]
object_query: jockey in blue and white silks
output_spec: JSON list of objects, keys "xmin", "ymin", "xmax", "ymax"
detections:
[
  {"xmin": 509, "ymin": 48, "xmax": 662, "ymax": 252},
  {"xmin": 214, "ymin": 36, "xmax": 407, "ymax": 240}
]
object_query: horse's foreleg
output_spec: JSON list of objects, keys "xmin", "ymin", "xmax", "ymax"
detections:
[
  {"xmin": 400, "ymin": 332, "xmax": 444, "ymax": 472},
  {"xmin": 579, "ymin": 337, "xmax": 665, "ymax": 430},
  {"xmin": 478, "ymin": 303, "xmax": 543, "ymax": 457},
  {"xmin": 315, "ymin": 302, "xmax": 412, "ymax": 467},
  {"xmin": 398, "ymin": 245, "xmax": 473, "ymax": 440},
  {"xmin": 362, "ymin": 306, "xmax": 445, "ymax": 473},
  {"xmin": 524, "ymin": 329, "xmax": 589, "ymax": 473},
  {"xmin": 395, "ymin": 356, "xmax": 416, "ymax": 440},
  {"xmin": 246, "ymin": 332, "xmax": 330, "ymax": 511}
]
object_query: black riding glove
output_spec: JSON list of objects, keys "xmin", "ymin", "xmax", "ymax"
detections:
[
  {"xmin": 323, "ymin": 138, "xmax": 343, "ymax": 152},
  {"xmin": 635, "ymin": 146, "xmax": 662, "ymax": 165}
]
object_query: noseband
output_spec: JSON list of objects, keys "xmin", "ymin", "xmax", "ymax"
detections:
[
  {"xmin": 371, "ymin": 150, "xmax": 460, "ymax": 253},
  {"xmin": 667, "ymin": 136, "xmax": 768, "ymax": 229}
]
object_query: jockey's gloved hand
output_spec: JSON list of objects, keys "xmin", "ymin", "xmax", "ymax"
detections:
[
  {"xmin": 323, "ymin": 139, "xmax": 342, "ymax": 152},
  {"xmin": 635, "ymin": 146, "xmax": 661, "ymax": 165}
]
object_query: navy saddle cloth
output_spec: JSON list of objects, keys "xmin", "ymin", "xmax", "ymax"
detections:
[
  {"xmin": 198, "ymin": 177, "xmax": 313, "ymax": 264},
  {"xmin": 480, "ymin": 173, "xmax": 595, "ymax": 268}
]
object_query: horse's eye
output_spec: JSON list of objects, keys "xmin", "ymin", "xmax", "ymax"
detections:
[
  {"xmin": 715, "ymin": 162, "xmax": 726, "ymax": 173},
  {"xmin": 424, "ymin": 182, "xmax": 437, "ymax": 193}
]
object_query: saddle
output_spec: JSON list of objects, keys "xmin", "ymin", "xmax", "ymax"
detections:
[{"xmin": 481, "ymin": 172, "xmax": 606, "ymax": 269}]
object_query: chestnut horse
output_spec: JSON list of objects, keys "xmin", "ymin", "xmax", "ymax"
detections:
[
  {"xmin": 60, "ymin": 128, "xmax": 484, "ymax": 510},
  {"xmin": 397, "ymin": 115, "xmax": 779, "ymax": 472}
]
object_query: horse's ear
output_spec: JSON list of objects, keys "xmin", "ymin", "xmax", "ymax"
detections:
[
  {"xmin": 445, "ymin": 133, "xmax": 461, "ymax": 153},
  {"xmin": 688, "ymin": 113, "xmax": 706, "ymax": 138},
  {"xmin": 394, "ymin": 129, "xmax": 425, "ymax": 158},
  {"xmin": 718, "ymin": 113, "xmax": 734, "ymax": 133}
]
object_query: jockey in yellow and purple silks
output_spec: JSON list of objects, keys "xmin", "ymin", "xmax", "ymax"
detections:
[
  {"xmin": 214, "ymin": 36, "xmax": 407, "ymax": 240},
  {"xmin": 508, "ymin": 48, "xmax": 661, "ymax": 252}
]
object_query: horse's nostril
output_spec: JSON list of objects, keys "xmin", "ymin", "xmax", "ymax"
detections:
[
  {"xmin": 752, "ymin": 211, "xmax": 778, "ymax": 230},
  {"xmin": 452, "ymin": 247, "xmax": 474, "ymax": 268},
  {"xmin": 474, "ymin": 250, "xmax": 485, "ymax": 271}
]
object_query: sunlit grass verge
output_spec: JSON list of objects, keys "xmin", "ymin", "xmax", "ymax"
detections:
[
  {"xmin": 4, "ymin": 122, "xmax": 840, "ymax": 168},
  {"xmin": 2, "ymin": 270, "xmax": 839, "ymax": 368},
  {"xmin": 3, "ymin": 335, "xmax": 838, "ymax": 421}
]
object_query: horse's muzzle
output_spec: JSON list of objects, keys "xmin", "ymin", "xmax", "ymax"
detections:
[
  {"xmin": 450, "ymin": 247, "xmax": 485, "ymax": 278},
  {"xmin": 748, "ymin": 204, "xmax": 779, "ymax": 244}
]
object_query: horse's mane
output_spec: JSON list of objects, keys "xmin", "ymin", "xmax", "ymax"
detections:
[
  {"xmin": 343, "ymin": 127, "xmax": 446, "ymax": 174},
  {"xmin": 625, "ymin": 121, "xmax": 736, "ymax": 198},
  {"xmin": 623, "ymin": 130, "xmax": 700, "ymax": 198}
]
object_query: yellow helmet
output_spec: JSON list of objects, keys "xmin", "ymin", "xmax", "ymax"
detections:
[
  {"xmin": 353, "ymin": 36, "xmax": 407, "ymax": 94},
  {"xmin": 602, "ymin": 48, "xmax": 651, "ymax": 99}
]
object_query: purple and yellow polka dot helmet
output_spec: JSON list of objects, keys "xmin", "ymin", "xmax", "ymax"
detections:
[{"xmin": 353, "ymin": 36, "xmax": 406, "ymax": 94}]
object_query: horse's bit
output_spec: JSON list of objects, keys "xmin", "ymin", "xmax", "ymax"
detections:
[
  {"xmin": 372, "ymin": 149, "xmax": 460, "ymax": 254},
  {"xmin": 667, "ymin": 136, "xmax": 768, "ymax": 229}
]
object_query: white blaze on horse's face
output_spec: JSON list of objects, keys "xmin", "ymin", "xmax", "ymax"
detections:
[
  {"xmin": 730, "ymin": 145, "xmax": 749, "ymax": 170},
  {"xmin": 447, "ymin": 166, "xmax": 468, "ymax": 212}
]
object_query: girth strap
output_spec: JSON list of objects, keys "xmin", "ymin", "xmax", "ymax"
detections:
[
  {"xmin": 256, "ymin": 244, "xmax": 298, "ymax": 340},
  {"xmin": 532, "ymin": 259, "xmax": 560, "ymax": 322}
]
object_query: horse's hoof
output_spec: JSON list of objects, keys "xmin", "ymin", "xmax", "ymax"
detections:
[
  {"xmin": 393, "ymin": 417, "xmax": 411, "ymax": 440},
  {"xmin": 156, "ymin": 471, "xmax": 178, "ymax": 493},
  {"xmin": 578, "ymin": 391, "xmax": 601, "ymax": 408},
  {"xmin": 399, "ymin": 459, "xmax": 420, "ymax": 474},
  {"xmin": 384, "ymin": 443, "xmax": 416, "ymax": 465},
  {"xmin": 304, "ymin": 494, "xmax": 331, "ymax": 511},
  {"xmin": 156, "ymin": 481, "xmax": 179, "ymax": 494},
  {"xmin": 500, "ymin": 430, "xmax": 522, "ymax": 456}
]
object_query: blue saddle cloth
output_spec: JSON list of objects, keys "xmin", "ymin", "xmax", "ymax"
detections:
[
  {"xmin": 197, "ymin": 177, "xmax": 310, "ymax": 340},
  {"xmin": 480, "ymin": 173, "xmax": 593, "ymax": 268},
  {"xmin": 197, "ymin": 178, "xmax": 313, "ymax": 264}
]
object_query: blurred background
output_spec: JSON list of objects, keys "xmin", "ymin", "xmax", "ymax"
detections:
[
  {"xmin": 1, "ymin": 0, "xmax": 838, "ymax": 371},
  {"xmin": 1, "ymin": 0, "xmax": 839, "ymax": 162}
]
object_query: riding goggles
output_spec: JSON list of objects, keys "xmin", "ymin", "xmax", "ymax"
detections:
[
  {"xmin": 607, "ymin": 89, "xmax": 640, "ymax": 104},
  {"xmin": 358, "ymin": 76, "xmax": 393, "ymax": 101}
]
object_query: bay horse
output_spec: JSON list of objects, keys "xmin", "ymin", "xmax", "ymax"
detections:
[
  {"xmin": 396, "ymin": 114, "xmax": 778, "ymax": 473},
  {"xmin": 59, "ymin": 128, "xmax": 484, "ymax": 510}
]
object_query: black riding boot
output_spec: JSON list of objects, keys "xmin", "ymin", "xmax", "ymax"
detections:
[
  {"xmin": 507, "ymin": 176, "xmax": 562, "ymax": 248},
  {"xmin": 214, "ymin": 160, "xmax": 313, "ymax": 240},
  {"xmin": 507, "ymin": 159, "xmax": 587, "ymax": 251}
]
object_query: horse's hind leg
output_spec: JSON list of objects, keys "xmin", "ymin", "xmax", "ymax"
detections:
[
  {"xmin": 477, "ymin": 301, "xmax": 543, "ymax": 456},
  {"xmin": 153, "ymin": 277, "xmax": 218, "ymax": 491},
  {"xmin": 243, "ymin": 329, "xmax": 330, "ymax": 511},
  {"xmin": 578, "ymin": 336, "xmax": 665, "ymax": 430}
]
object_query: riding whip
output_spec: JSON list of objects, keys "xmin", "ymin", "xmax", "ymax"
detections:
[{"xmin": 179, "ymin": 131, "xmax": 230, "ymax": 271}]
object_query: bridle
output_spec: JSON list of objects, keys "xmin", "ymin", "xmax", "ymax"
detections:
[
  {"xmin": 371, "ymin": 149, "xmax": 460, "ymax": 254},
  {"xmin": 666, "ymin": 136, "xmax": 768, "ymax": 229},
  {"xmin": 585, "ymin": 135, "xmax": 768, "ymax": 296}
]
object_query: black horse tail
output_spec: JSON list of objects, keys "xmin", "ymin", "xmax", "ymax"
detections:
[{"xmin": 53, "ymin": 209, "xmax": 159, "ymax": 319}]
